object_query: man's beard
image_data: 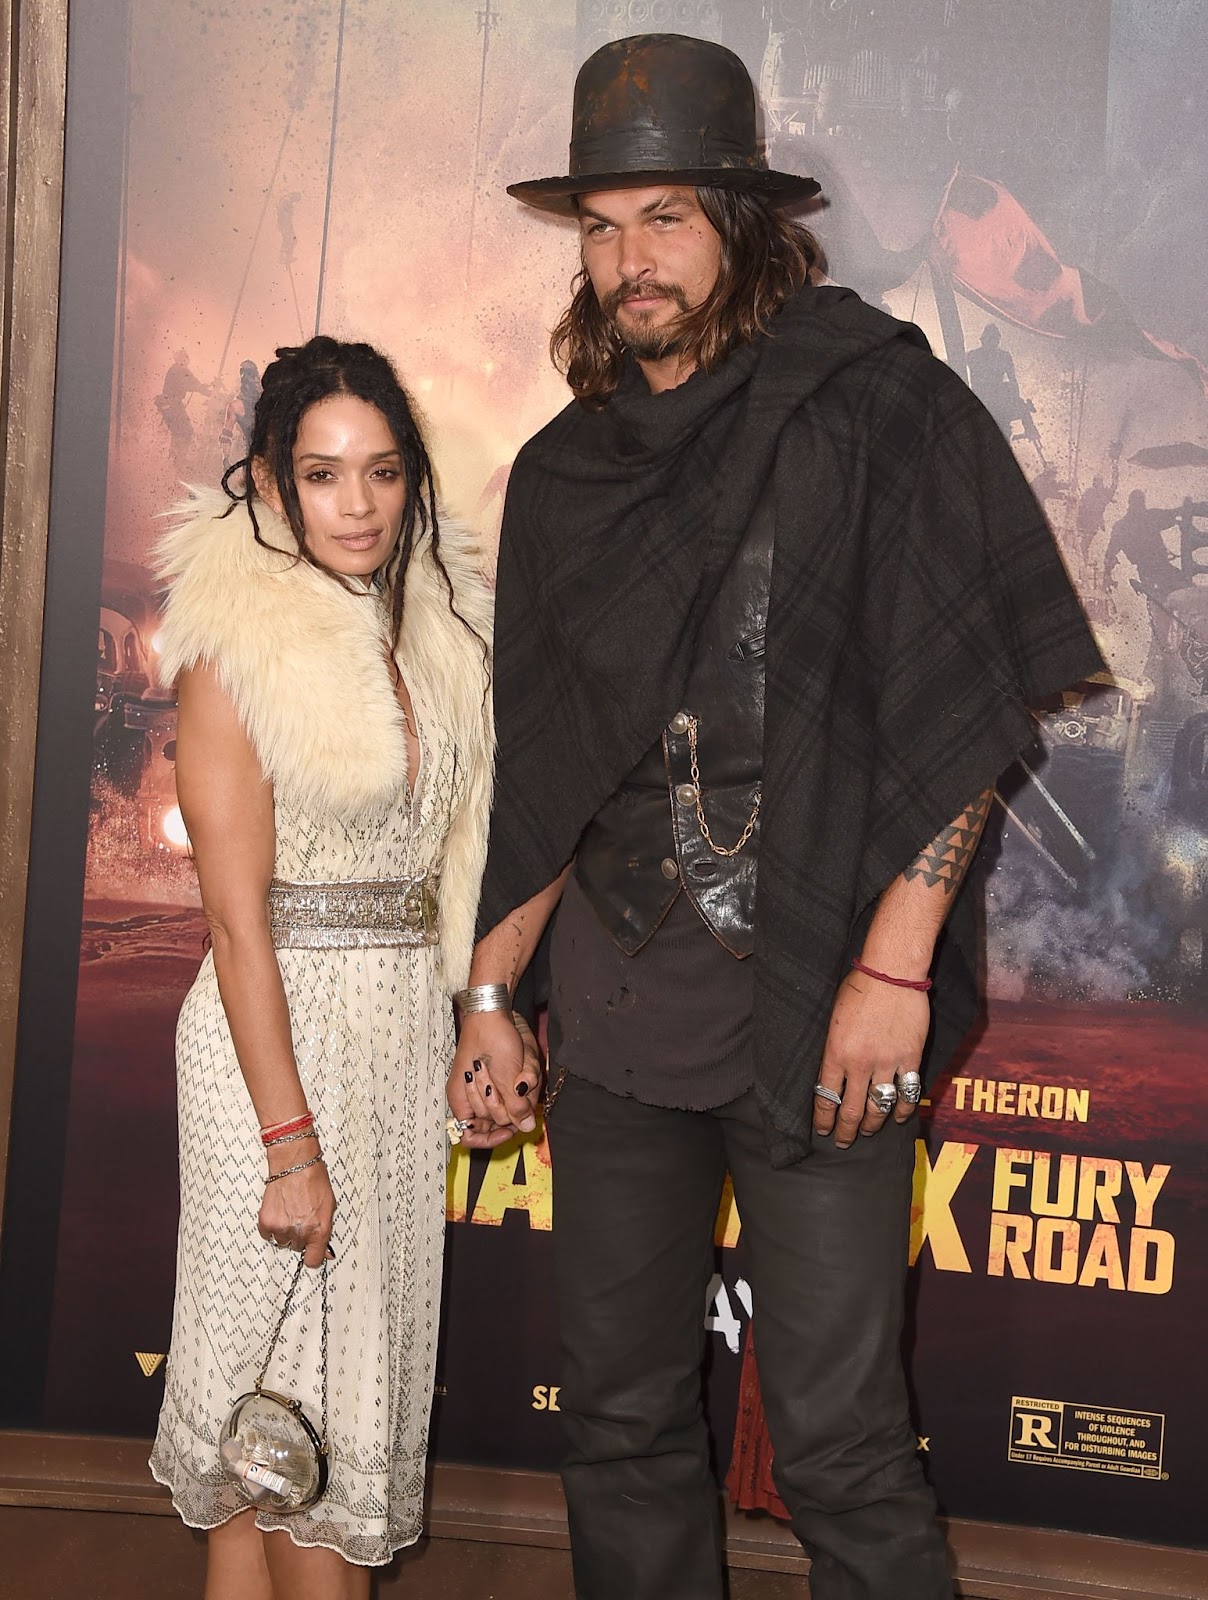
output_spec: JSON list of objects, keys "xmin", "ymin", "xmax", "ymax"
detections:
[{"xmin": 602, "ymin": 279, "xmax": 691, "ymax": 361}]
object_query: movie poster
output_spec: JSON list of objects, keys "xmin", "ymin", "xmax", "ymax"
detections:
[{"xmin": 5, "ymin": 0, "xmax": 1205, "ymax": 1552}]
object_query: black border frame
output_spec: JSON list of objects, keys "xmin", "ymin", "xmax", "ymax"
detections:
[{"xmin": 0, "ymin": 0, "xmax": 130, "ymax": 1424}]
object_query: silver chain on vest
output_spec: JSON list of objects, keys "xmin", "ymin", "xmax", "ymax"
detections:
[{"xmin": 685, "ymin": 716, "xmax": 762, "ymax": 858}]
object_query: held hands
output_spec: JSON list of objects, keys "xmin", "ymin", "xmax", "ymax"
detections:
[
  {"xmin": 446, "ymin": 1009, "xmax": 544, "ymax": 1149},
  {"xmin": 811, "ymin": 969, "xmax": 930, "ymax": 1148}
]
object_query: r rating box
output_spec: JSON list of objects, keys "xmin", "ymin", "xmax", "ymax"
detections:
[{"xmin": 1009, "ymin": 1396, "xmax": 1165, "ymax": 1479}]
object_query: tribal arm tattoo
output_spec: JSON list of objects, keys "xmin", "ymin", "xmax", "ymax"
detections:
[
  {"xmin": 855, "ymin": 788, "xmax": 995, "ymax": 984},
  {"xmin": 902, "ymin": 789, "xmax": 994, "ymax": 897}
]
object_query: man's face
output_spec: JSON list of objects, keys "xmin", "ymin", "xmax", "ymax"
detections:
[{"xmin": 577, "ymin": 186, "xmax": 723, "ymax": 361}]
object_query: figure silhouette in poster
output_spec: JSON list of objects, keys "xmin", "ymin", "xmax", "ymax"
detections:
[
  {"xmin": 966, "ymin": 323, "xmax": 1043, "ymax": 456},
  {"xmin": 1030, "ymin": 464, "xmax": 1070, "ymax": 516},
  {"xmin": 277, "ymin": 191, "xmax": 302, "ymax": 266},
  {"xmin": 155, "ymin": 348, "xmax": 211, "ymax": 469},
  {"xmin": 277, "ymin": 190, "xmax": 307, "ymax": 336},
  {"xmin": 1075, "ymin": 443, "xmax": 1122, "ymax": 567},
  {"xmin": 219, "ymin": 360, "xmax": 262, "ymax": 469},
  {"xmin": 1104, "ymin": 490, "xmax": 1182, "ymax": 604}
]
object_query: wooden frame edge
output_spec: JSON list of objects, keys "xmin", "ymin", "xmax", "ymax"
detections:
[
  {"xmin": 0, "ymin": 1434, "xmax": 1204, "ymax": 1600},
  {"xmin": 0, "ymin": 0, "xmax": 69, "ymax": 1235}
]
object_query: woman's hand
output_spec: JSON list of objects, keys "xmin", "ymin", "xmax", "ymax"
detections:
[
  {"xmin": 811, "ymin": 970, "xmax": 930, "ymax": 1148},
  {"xmin": 258, "ymin": 1147, "xmax": 335, "ymax": 1269},
  {"xmin": 447, "ymin": 1009, "xmax": 542, "ymax": 1148}
]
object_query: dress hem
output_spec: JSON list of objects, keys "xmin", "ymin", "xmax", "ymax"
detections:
[{"xmin": 147, "ymin": 1457, "xmax": 420, "ymax": 1569}]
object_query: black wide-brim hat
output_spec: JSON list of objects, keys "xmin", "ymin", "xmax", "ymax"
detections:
[{"xmin": 508, "ymin": 33, "xmax": 819, "ymax": 216}]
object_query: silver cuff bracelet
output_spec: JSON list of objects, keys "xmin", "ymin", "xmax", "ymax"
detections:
[{"xmin": 454, "ymin": 982, "xmax": 512, "ymax": 1016}]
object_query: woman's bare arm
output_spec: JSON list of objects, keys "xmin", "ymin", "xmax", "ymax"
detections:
[{"xmin": 175, "ymin": 662, "xmax": 333, "ymax": 1265}]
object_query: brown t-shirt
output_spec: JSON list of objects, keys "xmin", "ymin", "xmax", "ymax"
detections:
[{"xmin": 547, "ymin": 869, "xmax": 754, "ymax": 1111}]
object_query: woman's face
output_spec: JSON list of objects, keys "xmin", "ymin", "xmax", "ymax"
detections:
[{"xmin": 274, "ymin": 393, "xmax": 407, "ymax": 579}]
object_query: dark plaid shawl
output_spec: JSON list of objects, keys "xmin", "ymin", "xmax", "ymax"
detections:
[{"xmin": 481, "ymin": 284, "xmax": 1102, "ymax": 1165}]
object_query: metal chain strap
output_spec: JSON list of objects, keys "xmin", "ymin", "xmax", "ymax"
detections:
[
  {"xmin": 320, "ymin": 1260, "xmax": 328, "ymax": 1450},
  {"xmin": 543, "ymin": 1063, "xmax": 569, "ymax": 1116},
  {"xmin": 686, "ymin": 716, "xmax": 761, "ymax": 858},
  {"xmin": 255, "ymin": 1253, "xmax": 329, "ymax": 1450}
]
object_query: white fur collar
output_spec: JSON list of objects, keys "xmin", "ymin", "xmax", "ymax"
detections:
[{"xmin": 154, "ymin": 486, "xmax": 495, "ymax": 989}]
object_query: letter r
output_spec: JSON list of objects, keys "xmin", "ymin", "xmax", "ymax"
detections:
[{"xmin": 1014, "ymin": 1414, "xmax": 1055, "ymax": 1449}]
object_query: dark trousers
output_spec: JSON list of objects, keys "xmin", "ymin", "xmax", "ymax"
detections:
[{"xmin": 547, "ymin": 1076, "xmax": 951, "ymax": 1600}]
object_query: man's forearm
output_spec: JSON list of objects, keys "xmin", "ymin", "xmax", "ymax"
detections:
[
  {"xmin": 467, "ymin": 866, "xmax": 572, "ymax": 994},
  {"xmin": 858, "ymin": 790, "xmax": 993, "ymax": 978}
]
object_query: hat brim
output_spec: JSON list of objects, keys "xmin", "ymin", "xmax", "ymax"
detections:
[{"xmin": 507, "ymin": 166, "xmax": 820, "ymax": 217}]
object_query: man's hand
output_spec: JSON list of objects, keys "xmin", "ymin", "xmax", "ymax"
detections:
[
  {"xmin": 447, "ymin": 1009, "xmax": 542, "ymax": 1148},
  {"xmin": 811, "ymin": 970, "xmax": 930, "ymax": 1149},
  {"xmin": 813, "ymin": 789, "xmax": 989, "ymax": 1148}
]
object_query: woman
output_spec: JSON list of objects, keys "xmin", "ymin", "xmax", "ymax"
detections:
[
  {"xmin": 219, "ymin": 359, "xmax": 263, "ymax": 468},
  {"xmin": 149, "ymin": 337, "xmax": 502, "ymax": 1597}
]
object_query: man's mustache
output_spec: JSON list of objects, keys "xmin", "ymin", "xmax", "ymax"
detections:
[{"xmin": 601, "ymin": 280, "xmax": 691, "ymax": 318}]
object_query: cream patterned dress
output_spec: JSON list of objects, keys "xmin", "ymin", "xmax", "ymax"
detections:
[{"xmin": 149, "ymin": 490, "xmax": 493, "ymax": 1565}]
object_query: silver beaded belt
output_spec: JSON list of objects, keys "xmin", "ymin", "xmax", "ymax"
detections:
[{"xmin": 267, "ymin": 873, "xmax": 439, "ymax": 950}]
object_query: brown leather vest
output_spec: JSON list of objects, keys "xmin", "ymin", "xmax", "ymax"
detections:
[{"xmin": 574, "ymin": 490, "xmax": 772, "ymax": 956}]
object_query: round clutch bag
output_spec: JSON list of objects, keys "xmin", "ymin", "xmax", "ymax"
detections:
[
  {"xmin": 219, "ymin": 1255, "xmax": 330, "ymax": 1515},
  {"xmin": 219, "ymin": 1387, "xmax": 328, "ymax": 1513}
]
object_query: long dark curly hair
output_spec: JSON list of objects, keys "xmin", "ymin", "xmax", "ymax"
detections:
[
  {"xmin": 551, "ymin": 187, "xmax": 824, "ymax": 408},
  {"xmin": 222, "ymin": 336, "xmax": 473, "ymax": 657}
]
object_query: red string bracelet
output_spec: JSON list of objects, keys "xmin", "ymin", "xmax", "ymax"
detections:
[
  {"xmin": 851, "ymin": 960, "xmax": 932, "ymax": 992},
  {"xmin": 260, "ymin": 1112, "xmax": 314, "ymax": 1145}
]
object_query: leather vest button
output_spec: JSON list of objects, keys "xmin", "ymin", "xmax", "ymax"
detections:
[
  {"xmin": 660, "ymin": 857, "xmax": 679, "ymax": 880},
  {"xmin": 668, "ymin": 711, "xmax": 690, "ymax": 734},
  {"xmin": 675, "ymin": 783, "xmax": 698, "ymax": 806}
]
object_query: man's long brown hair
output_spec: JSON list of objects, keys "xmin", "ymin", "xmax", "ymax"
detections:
[{"xmin": 551, "ymin": 186, "xmax": 824, "ymax": 408}]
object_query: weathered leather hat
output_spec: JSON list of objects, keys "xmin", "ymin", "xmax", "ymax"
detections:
[{"xmin": 508, "ymin": 33, "xmax": 819, "ymax": 215}]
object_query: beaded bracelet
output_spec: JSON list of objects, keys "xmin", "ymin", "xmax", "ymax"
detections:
[
  {"xmin": 264, "ymin": 1154, "xmax": 324, "ymax": 1184},
  {"xmin": 260, "ymin": 1112, "xmax": 313, "ymax": 1145},
  {"xmin": 263, "ymin": 1126, "xmax": 319, "ymax": 1149}
]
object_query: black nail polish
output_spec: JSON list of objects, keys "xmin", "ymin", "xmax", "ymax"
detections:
[
  {"xmin": 464, "ymin": 1071, "xmax": 473, "ymax": 1083},
  {"xmin": 484, "ymin": 1085, "xmax": 493, "ymax": 1098},
  {"xmin": 515, "ymin": 1081, "xmax": 530, "ymax": 1096},
  {"xmin": 472, "ymin": 1058, "xmax": 483, "ymax": 1072}
]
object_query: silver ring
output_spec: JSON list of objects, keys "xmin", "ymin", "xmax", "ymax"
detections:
[
  {"xmin": 868, "ymin": 1083, "xmax": 898, "ymax": 1116},
  {"xmin": 897, "ymin": 1070, "xmax": 923, "ymax": 1105},
  {"xmin": 445, "ymin": 1115, "xmax": 475, "ymax": 1146},
  {"xmin": 812, "ymin": 1083, "xmax": 843, "ymax": 1107}
]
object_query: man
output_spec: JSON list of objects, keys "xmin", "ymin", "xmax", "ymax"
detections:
[
  {"xmin": 1104, "ymin": 488, "xmax": 1182, "ymax": 603},
  {"xmin": 218, "ymin": 359, "xmax": 262, "ymax": 468},
  {"xmin": 447, "ymin": 34, "xmax": 1101, "ymax": 1600},
  {"xmin": 965, "ymin": 322, "xmax": 1042, "ymax": 454},
  {"xmin": 156, "ymin": 347, "xmax": 210, "ymax": 467},
  {"xmin": 1075, "ymin": 445, "xmax": 1121, "ymax": 567}
]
